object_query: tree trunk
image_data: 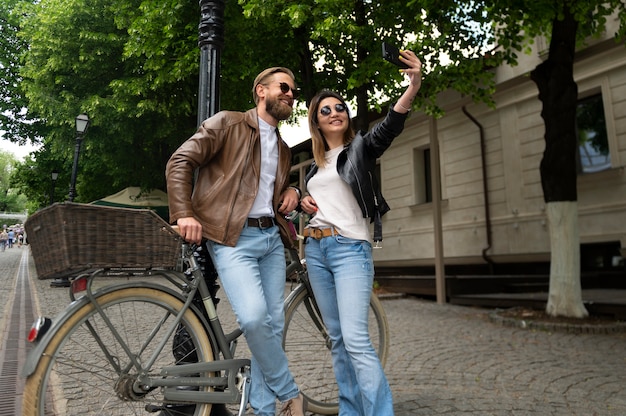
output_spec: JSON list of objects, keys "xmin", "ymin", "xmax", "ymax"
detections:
[
  {"xmin": 545, "ymin": 201, "xmax": 588, "ymax": 317},
  {"xmin": 529, "ymin": 5, "xmax": 588, "ymax": 317},
  {"xmin": 353, "ymin": 0, "xmax": 371, "ymax": 132},
  {"xmin": 295, "ymin": 26, "xmax": 317, "ymax": 107}
]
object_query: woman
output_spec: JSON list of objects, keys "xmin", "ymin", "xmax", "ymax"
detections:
[{"xmin": 299, "ymin": 49, "xmax": 422, "ymax": 415}]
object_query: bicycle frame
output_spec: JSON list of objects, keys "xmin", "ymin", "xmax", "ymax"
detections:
[{"xmin": 22, "ymin": 241, "xmax": 253, "ymax": 410}]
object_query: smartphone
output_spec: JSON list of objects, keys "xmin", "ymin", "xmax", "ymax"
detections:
[{"xmin": 382, "ymin": 42, "xmax": 409, "ymax": 69}]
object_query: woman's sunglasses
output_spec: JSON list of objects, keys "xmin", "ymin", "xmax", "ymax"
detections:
[
  {"xmin": 278, "ymin": 82, "xmax": 300, "ymax": 99},
  {"xmin": 319, "ymin": 103, "xmax": 347, "ymax": 116}
]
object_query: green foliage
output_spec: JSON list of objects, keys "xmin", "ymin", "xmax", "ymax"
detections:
[
  {"xmin": 0, "ymin": 0, "xmax": 47, "ymax": 145},
  {"xmin": 8, "ymin": 0, "xmax": 308, "ymax": 206},
  {"xmin": 486, "ymin": 0, "xmax": 626, "ymax": 56},
  {"xmin": 3, "ymin": 0, "xmax": 626, "ymax": 208},
  {"xmin": 15, "ymin": 0, "xmax": 202, "ymax": 203},
  {"xmin": 0, "ymin": 150, "xmax": 28, "ymax": 212},
  {"xmin": 240, "ymin": 0, "xmax": 503, "ymax": 125}
]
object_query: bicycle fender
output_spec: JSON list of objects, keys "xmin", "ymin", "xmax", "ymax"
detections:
[
  {"xmin": 283, "ymin": 283, "xmax": 308, "ymax": 311},
  {"xmin": 22, "ymin": 280, "xmax": 216, "ymax": 378}
]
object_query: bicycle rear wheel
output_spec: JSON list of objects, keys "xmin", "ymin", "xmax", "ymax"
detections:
[
  {"xmin": 283, "ymin": 284, "xmax": 389, "ymax": 415},
  {"xmin": 22, "ymin": 286, "xmax": 214, "ymax": 416}
]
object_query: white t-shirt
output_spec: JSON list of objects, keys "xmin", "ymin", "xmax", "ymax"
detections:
[{"xmin": 307, "ymin": 146, "xmax": 370, "ymax": 242}]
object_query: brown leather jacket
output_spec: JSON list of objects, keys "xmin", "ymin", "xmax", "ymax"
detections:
[{"xmin": 166, "ymin": 108, "xmax": 294, "ymax": 248}]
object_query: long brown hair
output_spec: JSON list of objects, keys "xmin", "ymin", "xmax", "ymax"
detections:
[{"xmin": 307, "ymin": 90, "xmax": 355, "ymax": 168}]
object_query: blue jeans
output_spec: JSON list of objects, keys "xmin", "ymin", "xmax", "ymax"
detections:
[
  {"xmin": 305, "ymin": 235, "xmax": 394, "ymax": 416},
  {"xmin": 207, "ymin": 223, "xmax": 299, "ymax": 415}
]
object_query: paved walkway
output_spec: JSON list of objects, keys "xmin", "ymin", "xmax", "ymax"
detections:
[{"xmin": 2, "ymin": 246, "xmax": 626, "ymax": 415}]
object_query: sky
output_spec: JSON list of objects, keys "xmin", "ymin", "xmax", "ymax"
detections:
[
  {"xmin": 0, "ymin": 139, "xmax": 40, "ymax": 161},
  {"xmin": 281, "ymin": 116, "xmax": 310, "ymax": 147}
]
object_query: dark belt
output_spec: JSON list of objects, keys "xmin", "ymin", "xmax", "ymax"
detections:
[
  {"xmin": 303, "ymin": 227, "xmax": 339, "ymax": 240},
  {"xmin": 247, "ymin": 217, "xmax": 275, "ymax": 229}
]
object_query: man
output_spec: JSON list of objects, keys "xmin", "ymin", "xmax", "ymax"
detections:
[
  {"xmin": 7, "ymin": 229, "xmax": 14, "ymax": 248},
  {"xmin": 0, "ymin": 229, "xmax": 7, "ymax": 251},
  {"xmin": 166, "ymin": 67, "xmax": 305, "ymax": 416}
]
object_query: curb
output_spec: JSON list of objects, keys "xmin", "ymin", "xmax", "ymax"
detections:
[
  {"xmin": 488, "ymin": 309, "xmax": 626, "ymax": 334},
  {"xmin": 375, "ymin": 292, "xmax": 407, "ymax": 300}
]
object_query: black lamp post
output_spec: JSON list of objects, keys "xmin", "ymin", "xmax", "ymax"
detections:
[
  {"xmin": 49, "ymin": 170, "xmax": 59, "ymax": 205},
  {"xmin": 198, "ymin": 0, "xmax": 225, "ymax": 123},
  {"xmin": 181, "ymin": 4, "xmax": 230, "ymax": 416},
  {"xmin": 68, "ymin": 113, "xmax": 90, "ymax": 202},
  {"xmin": 51, "ymin": 114, "xmax": 89, "ymax": 288}
]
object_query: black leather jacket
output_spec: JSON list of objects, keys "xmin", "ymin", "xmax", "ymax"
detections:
[{"xmin": 305, "ymin": 107, "xmax": 409, "ymax": 242}]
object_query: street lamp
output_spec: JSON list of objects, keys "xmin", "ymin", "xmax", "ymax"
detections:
[
  {"xmin": 198, "ymin": 0, "xmax": 225, "ymax": 122},
  {"xmin": 52, "ymin": 114, "xmax": 90, "ymax": 287},
  {"xmin": 68, "ymin": 113, "xmax": 90, "ymax": 202},
  {"xmin": 49, "ymin": 170, "xmax": 59, "ymax": 205}
]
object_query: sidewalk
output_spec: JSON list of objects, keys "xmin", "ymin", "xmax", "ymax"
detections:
[{"xmin": 2, "ymin": 247, "xmax": 626, "ymax": 415}]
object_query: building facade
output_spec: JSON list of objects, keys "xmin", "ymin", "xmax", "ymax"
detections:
[
  {"xmin": 374, "ymin": 34, "xmax": 626, "ymax": 275},
  {"xmin": 291, "ymin": 28, "xmax": 626, "ymax": 284}
]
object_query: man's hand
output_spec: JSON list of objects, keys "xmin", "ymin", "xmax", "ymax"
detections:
[{"xmin": 176, "ymin": 217, "xmax": 203, "ymax": 245}]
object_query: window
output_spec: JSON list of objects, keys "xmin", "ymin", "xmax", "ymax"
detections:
[
  {"xmin": 576, "ymin": 94, "xmax": 610, "ymax": 173},
  {"xmin": 413, "ymin": 147, "xmax": 432, "ymax": 204}
]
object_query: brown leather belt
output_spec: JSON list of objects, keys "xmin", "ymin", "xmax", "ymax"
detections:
[
  {"xmin": 247, "ymin": 217, "xmax": 275, "ymax": 229},
  {"xmin": 303, "ymin": 227, "xmax": 339, "ymax": 240}
]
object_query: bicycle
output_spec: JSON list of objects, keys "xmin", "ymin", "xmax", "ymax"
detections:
[{"xmin": 22, "ymin": 224, "xmax": 389, "ymax": 416}]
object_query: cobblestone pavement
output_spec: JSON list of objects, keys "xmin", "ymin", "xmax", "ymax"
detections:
[{"xmin": 2, "ymin": 246, "xmax": 626, "ymax": 415}]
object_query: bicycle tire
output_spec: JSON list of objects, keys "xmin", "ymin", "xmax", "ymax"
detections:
[
  {"xmin": 283, "ymin": 284, "xmax": 389, "ymax": 415},
  {"xmin": 22, "ymin": 286, "xmax": 214, "ymax": 416}
]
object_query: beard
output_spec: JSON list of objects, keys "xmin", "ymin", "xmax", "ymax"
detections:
[{"xmin": 265, "ymin": 95, "xmax": 293, "ymax": 121}]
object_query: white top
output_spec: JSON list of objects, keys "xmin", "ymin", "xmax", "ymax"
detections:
[
  {"xmin": 307, "ymin": 146, "xmax": 370, "ymax": 242},
  {"xmin": 249, "ymin": 118, "xmax": 278, "ymax": 218}
]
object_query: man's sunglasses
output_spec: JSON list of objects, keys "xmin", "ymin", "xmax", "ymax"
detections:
[
  {"xmin": 277, "ymin": 82, "xmax": 300, "ymax": 99},
  {"xmin": 319, "ymin": 103, "xmax": 347, "ymax": 116}
]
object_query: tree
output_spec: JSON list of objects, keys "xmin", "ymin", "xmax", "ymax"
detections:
[
  {"xmin": 0, "ymin": 0, "xmax": 50, "ymax": 148},
  {"xmin": 240, "ymin": 0, "xmax": 626, "ymax": 318},
  {"xmin": 0, "ymin": 150, "xmax": 27, "ymax": 212},
  {"xmin": 6, "ymin": 0, "xmax": 624, "ymax": 318},
  {"xmin": 240, "ymin": 0, "xmax": 502, "ymax": 128},
  {"xmin": 7, "ymin": 0, "xmax": 307, "ymax": 205},
  {"xmin": 486, "ymin": 1, "xmax": 626, "ymax": 317},
  {"xmin": 10, "ymin": 146, "xmax": 69, "ymax": 211},
  {"xmin": 8, "ymin": 0, "xmax": 499, "ymax": 205},
  {"xmin": 15, "ymin": 0, "xmax": 203, "ymax": 202}
]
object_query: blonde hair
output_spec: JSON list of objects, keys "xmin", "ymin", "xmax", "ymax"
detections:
[
  {"xmin": 307, "ymin": 90, "xmax": 355, "ymax": 168},
  {"xmin": 252, "ymin": 67, "xmax": 296, "ymax": 105}
]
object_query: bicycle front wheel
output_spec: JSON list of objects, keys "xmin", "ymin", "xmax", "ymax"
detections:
[
  {"xmin": 283, "ymin": 284, "xmax": 389, "ymax": 415},
  {"xmin": 22, "ymin": 286, "xmax": 214, "ymax": 416}
]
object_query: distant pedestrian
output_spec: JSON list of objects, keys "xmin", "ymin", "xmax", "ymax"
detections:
[
  {"xmin": 7, "ymin": 230, "xmax": 14, "ymax": 249},
  {"xmin": 0, "ymin": 230, "xmax": 7, "ymax": 252}
]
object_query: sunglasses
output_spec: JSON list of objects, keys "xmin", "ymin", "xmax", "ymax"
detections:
[
  {"xmin": 319, "ymin": 103, "xmax": 347, "ymax": 116},
  {"xmin": 277, "ymin": 82, "xmax": 300, "ymax": 99}
]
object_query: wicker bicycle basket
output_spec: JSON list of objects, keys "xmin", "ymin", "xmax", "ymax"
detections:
[{"xmin": 25, "ymin": 203, "xmax": 182, "ymax": 280}]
